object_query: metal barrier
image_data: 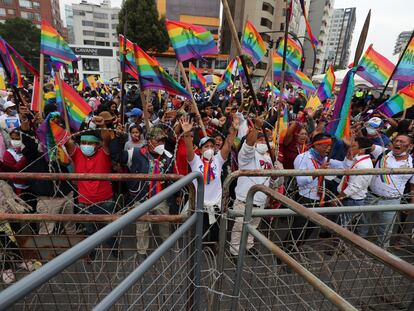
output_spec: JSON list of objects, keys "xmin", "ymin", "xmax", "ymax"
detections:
[
  {"xmin": 0, "ymin": 172, "xmax": 204, "ymax": 311},
  {"xmin": 212, "ymin": 169, "xmax": 414, "ymax": 311}
]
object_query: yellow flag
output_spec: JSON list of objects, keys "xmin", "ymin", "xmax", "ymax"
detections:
[
  {"xmin": 87, "ymin": 75, "xmax": 96, "ymax": 90},
  {"xmin": 0, "ymin": 74, "xmax": 6, "ymax": 90},
  {"xmin": 305, "ymin": 94, "xmax": 322, "ymax": 111},
  {"xmin": 76, "ymin": 80, "xmax": 84, "ymax": 92}
]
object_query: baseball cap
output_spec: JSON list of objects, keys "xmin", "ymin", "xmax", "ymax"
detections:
[
  {"xmin": 199, "ymin": 136, "xmax": 215, "ymax": 148},
  {"xmin": 3, "ymin": 101, "xmax": 16, "ymax": 110},
  {"xmin": 147, "ymin": 127, "xmax": 167, "ymax": 141},
  {"xmin": 126, "ymin": 107, "xmax": 143, "ymax": 117},
  {"xmin": 366, "ymin": 117, "xmax": 383, "ymax": 129}
]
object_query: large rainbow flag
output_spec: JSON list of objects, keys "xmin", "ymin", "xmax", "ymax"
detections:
[
  {"xmin": 0, "ymin": 38, "xmax": 22, "ymax": 87},
  {"xmin": 119, "ymin": 35, "xmax": 138, "ymax": 79},
  {"xmin": 55, "ymin": 75, "xmax": 92, "ymax": 130},
  {"xmin": 135, "ymin": 45, "xmax": 191, "ymax": 99},
  {"xmin": 272, "ymin": 51, "xmax": 298, "ymax": 84},
  {"xmin": 355, "ymin": 44, "xmax": 395, "ymax": 87},
  {"xmin": 236, "ymin": 56, "xmax": 247, "ymax": 83},
  {"xmin": 40, "ymin": 20, "xmax": 78, "ymax": 62},
  {"xmin": 376, "ymin": 84, "xmax": 414, "ymax": 117},
  {"xmin": 298, "ymin": 0, "xmax": 318, "ymax": 48},
  {"xmin": 241, "ymin": 20, "xmax": 267, "ymax": 65},
  {"xmin": 216, "ymin": 58, "xmax": 237, "ymax": 92},
  {"xmin": 294, "ymin": 70, "xmax": 316, "ymax": 93},
  {"xmin": 189, "ymin": 62, "xmax": 206, "ymax": 92},
  {"xmin": 393, "ymin": 34, "xmax": 414, "ymax": 82},
  {"xmin": 277, "ymin": 37, "xmax": 302, "ymax": 69},
  {"xmin": 165, "ymin": 20, "xmax": 217, "ymax": 62},
  {"xmin": 326, "ymin": 70, "xmax": 355, "ymax": 140},
  {"xmin": 316, "ymin": 64, "xmax": 336, "ymax": 101}
]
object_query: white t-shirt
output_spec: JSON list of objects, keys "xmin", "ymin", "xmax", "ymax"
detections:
[{"xmin": 189, "ymin": 152, "xmax": 226, "ymax": 206}]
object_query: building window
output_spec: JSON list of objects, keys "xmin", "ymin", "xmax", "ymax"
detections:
[
  {"xmin": 7, "ymin": 9, "xmax": 14, "ymax": 15},
  {"xmin": 214, "ymin": 59, "xmax": 228, "ymax": 70},
  {"xmin": 94, "ymin": 22, "xmax": 109, "ymax": 29},
  {"xmin": 73, "ymin": 10, "xmax": 85, "ymax": 16},
  {"xmin": 280, "ymin": 23, "xmax": 284, "ymax": 31},
  {"xmin": 84, "ymin": 40, "xmax": 95, "ymax": 45},
  {"xmin": 83, "ymin": 30, "xmax": 94, "ymax": 36},
  {"xmin": 2, "ymin": 0, "xmax": 13, "ymax": 5},
  {"xmin": 95, "ymin": 32, "xmax": 109, "ymax": 38},
  {"xmin": 95, "ymin": 41, "xmax": 106, "ymax": 46},
  {"xmin": 256, "ymin": 62, "xmax": 267, "ymax": 70},
  {"xmin": 260, "ymin": 18, "xmax": 272, "ymax": 29},
  {"xmin": 82, "ymin": 20, "xmax": 94, "ymax": 26},
  {"xmin": 111, "ymin": 24, "xmax": 118, "ymax": 29},
  {"xmin": 112, "ymin": 42, "xmax": 119, "ymax": 47},
  {"xmin": 82, "ymin": 58, "xmax": 100, "ymax": 71},
  {"xmin": 262, "ymin": 2, "xmax": 274, "ymax": 15},
  {"xmin": 111, "ymin": 14, "xmax": 118, "ymax": 20},
  {"xmin": 261, "ymin": 33, "xmax": 271, "ymax": 43},
  {"xmin": 21, "ymin": 11, "xmax": 39, "ymax": 20},
  {"xmin": 32, "ymin": 1, "xmax": 40, "ymax": 9},
  {"xmin": 0, "ymin": 8, "xmax": 5, "ymax": 17},
  {"xmin": 93, "ymin": 12, "xmax": 108, "ymax": 19},
  {"xmin": 19, "ymin": 0, "xmax": 32, "ymax": 8}
]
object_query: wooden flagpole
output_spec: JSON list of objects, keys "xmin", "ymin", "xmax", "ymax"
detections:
[
  {"xmin": 38, "ymin": 53, "xmax": 45, "ymax": 114},
  {"xmin": 178, "ymin": 61, "xmax": 207, "ymax": 137},
  {"xmin": 140, "ymin": 89, "xmax": 150, "ymax": 130}
]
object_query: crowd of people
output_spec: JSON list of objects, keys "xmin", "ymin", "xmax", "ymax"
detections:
[{"xmin": 0, "ymin": 77, "xmax": 413, "ymax": 284}]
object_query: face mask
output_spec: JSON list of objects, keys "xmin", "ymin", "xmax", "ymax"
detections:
[
  {"xmin": 366, "ymin": 127, "xmax": 377, "ymax": 135},
  {"xmin": 128, "ymin": 118, "xmax": 136, "ymax": 124},
  {"xmin": 203, "ymin": 148, "xmax": 214, "ymax": 160},
  {"xmin": 153, "ymin": 144, "xmax": 165, "ymax": 155},
  {"xmin": 9, "ymin": 109, "xmax": 17, "ymax": 116},
  {"xmin": 10, "ymin": 140, "xmax": 22, "ymax": 150},
  {"xmin": 80, "ymin": 144, "xmax": 96, "ymax": 157},
  {"xmin": 219, "ymin": 96, "xmax": 224, "ymax": 101},
  {"xmin": 393, "ymin": 151, "xmax": 407, "ymax": 157},
  {"xmin": 255, "ymin": 143, "xmax": 268, "ymax": 155}
]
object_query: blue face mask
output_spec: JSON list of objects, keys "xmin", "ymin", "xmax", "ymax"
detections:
[
  {"xmin": 80, "ymin": 144, "xmax": 96, "ymax": 157},
  {"xmin": 309, "ymin": 147, "xmax": 325, "ymax": 164}
]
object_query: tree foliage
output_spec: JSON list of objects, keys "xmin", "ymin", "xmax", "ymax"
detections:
[
  {"xmin": 117, "ymin": 0, "xmax": 170, "ymax": 53},
  {"xmin": 0, "ymin": 18, "xmax": 40, "ymax": 62}
]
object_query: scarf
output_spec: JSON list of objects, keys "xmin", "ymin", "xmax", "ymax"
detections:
[
  {"xmin": 148, "ymin": 157, "xmax": 163, "ymax": 197},
  {"xmin": 203, "ymin": 158, "xmax": 215, "ymax": 185}
]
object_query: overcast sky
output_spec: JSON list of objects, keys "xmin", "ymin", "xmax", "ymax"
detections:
[{"xmin": 60, "ymin": 0, "xmax": 413, "ymax": 62}]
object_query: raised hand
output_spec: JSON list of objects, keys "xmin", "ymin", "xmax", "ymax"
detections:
[
  {"xmin": 180, "ymin": 115, "xmax": 193, "ymax": 133},
  {"xmin": 231, "ymin": 116, "xmax": 240, "ymax": 130}
]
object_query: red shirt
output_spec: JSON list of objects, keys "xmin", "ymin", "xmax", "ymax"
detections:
[
  {"xmin": 173, "ymin": 138, "xmax": 189, "ymax": 175},
  {"xmin": 72, "ymin": 146, "xmax": 113, "ymax": 204}
]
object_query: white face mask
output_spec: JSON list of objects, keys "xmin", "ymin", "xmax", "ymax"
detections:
[
  {"xmin": 393, "ymin": 151, "xmax": 407, "ymax": 157},
  {"xmin": 153, "ymin": 144, "xmax": 165, "ymax": 155},
  {"xmin": 10, "ymin": 140, "xmax": 23, "ymax": 150},
  {"xmin": 255, "ymin": 143, "xmax": 268, "ymax": 155},
  {"xmin": 366, "ymin": 127, "xmax": 377, "ymax": 135},
  {"xmin": 203, "ymin": 148, "xmax": 214, "ymax": 160}
]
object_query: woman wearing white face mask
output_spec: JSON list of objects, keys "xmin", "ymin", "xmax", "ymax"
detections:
[{"xmin": 181, "ymin": 115, "xmax": 239, "ymax": 246}]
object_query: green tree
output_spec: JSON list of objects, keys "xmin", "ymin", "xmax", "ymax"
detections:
[
  {"xmin": 117, "ymin": 0, "xmax": 169, "ymax": 53},
  {"xmin": 0, "ymin": 18, "xmax": 40, "ymax": 63}
]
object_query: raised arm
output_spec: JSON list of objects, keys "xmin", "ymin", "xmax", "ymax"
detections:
[
  {"xmin": 180, "ymin": 115, "xmax": 195, "ymax": 162},
  {"xmin": 220, "ymin": 117, "xmax": 239, "ymax": 160}
]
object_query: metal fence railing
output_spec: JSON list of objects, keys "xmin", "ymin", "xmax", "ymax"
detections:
[{"xmin": 0, "ymin": 172, "xmax": 204, "ymax": 311}]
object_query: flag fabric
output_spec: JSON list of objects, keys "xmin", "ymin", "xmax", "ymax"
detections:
[
  {"xmin": 355, "ymin": 44, "xmax": 395, "ymax": 87},
  {"xmin": 236, "ymin": 56, "xmax": 247, "ymax": 83},
  {"xmin": 3, "ymin": 39, "xmax": 39, "ymax": 76},
  {"xmin": 326, "ymin": 70, "xmax": 356, "ymax": 140},
  {"xmin": 189, "ymin": 62, "xmax": 206, "ymax": 92},
  {"xmin": 216, "ymin": 58, "xmax": 237, "ymax": 92},
  {"xmin": 241, "ymin": 20, "xmax": 267, "ymax": 65},
  {"xmin": 294, "ymin": 70, "xmax": 316, "ymax": 93},
  {"xmin": 305, "ymin": 94, "xmax": 322, "ymax": 111},
  {"xmin": 119, "ymin": 35, "xmax": 138, "ymax": 79},
  {"xmin": 267, "ymin": 81, "xmax": 288, "ymax": 100},
  {"xmin": 273, "ymin": 104, "xmax": 288, "ymax": 145},
  {"xmin": 40, "ymin": 20, "xmax": 78, "ymax": 62},
  {"xmin": 394, "ymin": 34, "xmax": 414, "ymax": 82},
  {"xmin": 135, "ymin": 45, "xmax": 192, "ymax": 99},
  {"xmin": 316, "ymin": 65, "xmax": 336, "ymax": 101},
  {"xmin": 165, "ymin": 20, "xmax": 217, "ymax": 62},
  {"xmin": 30, "ymin": 76, "xmax": 41, "ymax": 111},
  {"xmin": 43, "ymin": 111, "xmax": 71, "ymax": 164},
  {"xmin": 298, "ymin": 0, "xmax": 318, "ymax": 48},
  {"xmin": 273, "ymin": 51, "xmax": 298, "ymax": 84},
  {"xmin": 0, "ymin": 38, "xmax": 22, "ymax": 88},
  {"xmin": 55, "ymin": 75, "xmax": 92, "ymax": 131},
  {"xmin": 376, "ymin": 84, "xmax": 414, "ymax": 117},
  {"xmin": 0, "ymin": 74, "xmax": 5, "ymax": 90},
  {"xmin": 277, "ymin": 37, "xmax": 302, "ymax": 69},
  {"xmin": 86, "ymin": 75, "xmax": 96, "ymax": 90},
  {"xmin": 204, "ymin": 74, "xmax": 221, "ymax": 84}
]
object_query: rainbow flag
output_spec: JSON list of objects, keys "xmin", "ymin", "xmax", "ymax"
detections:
[
  {"xmin": 216, "ymin": 58, "xmax": 237, "ymax": 92},
  {"xmin": 326, "ymin": 70, "xmax": 355, "ymax": 140},
  {"xmin": 165, "ymin": 20, "xmax": 217, "ymax": 62},
  {"xmin": 376, "ymin": 84, "xmax": 414, "ymax": 117},
  {"xmin": 241, "ymin": 20, "xmax": 267, "ymax": 65},
  {"xmin": 40, "ymin": 20, "xmax": 78, "ymax": 62},
  {"xmin": 236, "ymin": 57, "xmax": 247, "ymax": 83},
  {"xmin": 0, "ymin": 73, "xmax": 5, "ymax": 90},
  {"xmin": 394, "ymin": 35, "xmax": 414, "ymax": 82},
  {"xmin": 294, "ymin": 70, "xmax": 316, "ymax": 93},
  {"xmin": 55, "ymin": 75, "xmax": 92, "ymax": 130},
  {"xmin": 273, "ymin": 104, "xmax": 288, "ymax": 145},
  {"xmin": 277, "ymin": 37, "xmax": 302, "ymax": 69},
  {"xmin": 316, "ymin": 65, "xmax": 336, "ymax": 101},
  {"xmin": 119, "ymin": 35, "xmax": 138, "ymax": 79},
  {"xmin": 135, "ymin": 45, "xmax": 191, "ymax": 99},
  {"xmin": 305, "ymin": 94, "xmax": 322, "ymax": 111},
  {"xmin": 30, "ymin": 76, "xmax": 42, "ymax": 111},
  {"xmin": 299, "ymin": 0, "xmax": 318, "ymax": 48},
  {"xmin": 189, "ymin": 62, "xmax": 206, "ymax": 92},
  {"xmin": 45, "ymin": 112, "xmax": 71, "ymax": 164},
  {"xmin": 266, "ymin": 81, "xmax": 289, "ymax": 100},
  {"xmin": 3, "ymin": 39, "xmax": 39, "ymax": 76},
  {"xmin": 0, "ymin": 38, "xmax": 22, "ymax": 88},
  {"xmin": 86, "ymin": 75, "xmax": 96, "ymax": 90},
  {"xmin": 272, "ymin": 51, "xmax": 298, "ymax": 84},
  {"xmin": 355, "ymin": 44, "xmax": 395, "ymax": 87},
  {"xmin": 204, "ymin": 74, "xmax": 221, "ymax": 84}
]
